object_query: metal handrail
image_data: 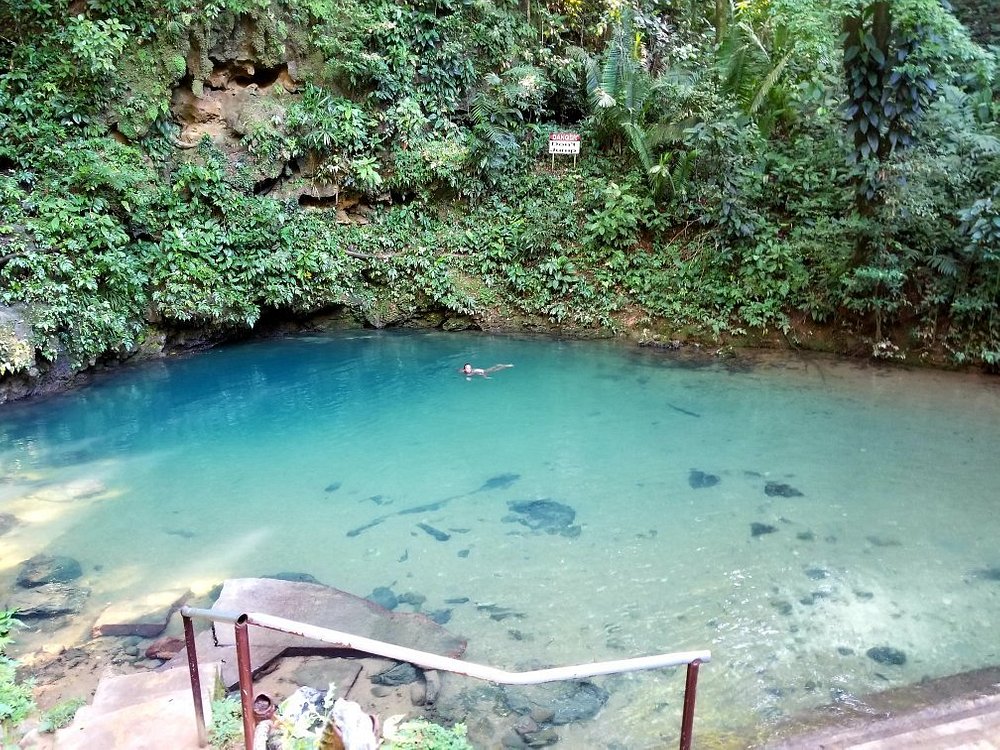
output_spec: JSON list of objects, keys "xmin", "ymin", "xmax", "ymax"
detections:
[{"xmin": 180, "ymin": 605, "xmax": 710, "ymax": 750}]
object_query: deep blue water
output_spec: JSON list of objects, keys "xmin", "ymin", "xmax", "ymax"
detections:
[{"xmin": 2, "ymin": 330, "xmax": 1000, "ymax": 747}]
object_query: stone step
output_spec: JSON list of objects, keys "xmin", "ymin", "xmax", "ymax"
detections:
[
  {"xmin": 54, "ymin": 689, "xmax": 214, "ymax": 750},
  {"xmin": 91, "ymin": 662, "xmax": 221, "ymax": 716},
  {"xmin": 53, "ymin": 664, "xmax": 221, "ymax": 750}
]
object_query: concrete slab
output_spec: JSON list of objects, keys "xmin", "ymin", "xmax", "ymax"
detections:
[
  {"xmin": 92, "ymin": 588, "xmax": 190, "ymax": 638},
  {"xmin": 767, "ymin": 666, "xmax": 1000, "ymax": 749}
]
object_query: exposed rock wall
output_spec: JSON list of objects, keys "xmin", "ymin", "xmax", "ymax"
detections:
[{"xmin": 0, "ymin": 305, "xmax": 35, "ymax": 376}]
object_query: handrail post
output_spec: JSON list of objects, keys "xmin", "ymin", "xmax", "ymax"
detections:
[
  {"xmin": 182, "ymin": 611, "xmax": 208, "ymax": 747},
  {"xmin": 678, "ymin": 658, "xmax": 701, "ymax": 750},
  {"xmin": 234, "ymin": 615, "xmax": 256, "ymax": 750}
]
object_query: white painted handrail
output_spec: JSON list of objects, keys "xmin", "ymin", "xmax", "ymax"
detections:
[
  {"xmin": 245, "ymin": 609, "xmax": 710, "ymax": 684},
  {"xmin": 179, "ymin": 605, "xmax": 710, "ymax": 750}
]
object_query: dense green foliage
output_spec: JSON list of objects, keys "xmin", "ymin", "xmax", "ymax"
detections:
[{"xmin": 1, "ymin": 0, "xmax": 998, "ymax": 372}]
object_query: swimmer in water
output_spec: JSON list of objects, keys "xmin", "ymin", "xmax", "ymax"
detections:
[{"xmin": 461, "ymin": 362, "xmax": 514, "ymax": 378}]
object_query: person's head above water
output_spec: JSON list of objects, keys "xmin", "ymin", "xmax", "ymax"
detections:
[{"xmin": 462, "ymin": 363, "xmax": 473, "ymax": 374}]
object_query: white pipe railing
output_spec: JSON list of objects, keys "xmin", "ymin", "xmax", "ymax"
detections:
[{"xmin": 179, "ymin": 605, "xmax": 710, "ymax": 750}]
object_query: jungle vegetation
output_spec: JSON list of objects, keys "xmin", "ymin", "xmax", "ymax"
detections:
[{"xmin": 0, "ymin": 0, "xmax": 998, "ymax": 375}]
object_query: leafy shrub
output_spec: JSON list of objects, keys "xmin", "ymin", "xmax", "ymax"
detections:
[
  {"xmin": 208, "ymin": 696, "xmax": 243, "ymax": 750},
  {"xmin": 0, "ymin": 609, "xmax": 35, "ymax": 732},
  {"xmin": 38, "ymin": 698, "xmax": 86, "ymax": 733},
  {"xmin": 383, "ymin": 718, "xmax": 474, "ymax": 750}
]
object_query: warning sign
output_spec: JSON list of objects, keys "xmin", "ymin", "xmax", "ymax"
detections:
[{"xmin": 548, "ymin": 132, "xmax": 582, "ymax": 155}]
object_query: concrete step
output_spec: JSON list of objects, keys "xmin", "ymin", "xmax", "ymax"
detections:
[{"xmin": 53, "ymin": 664, "xmax": 221, "ymax": 750}]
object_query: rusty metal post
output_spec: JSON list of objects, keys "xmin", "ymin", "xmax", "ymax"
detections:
[
  {"xmin": 234, "ymin": 615, "xmax": 256, "ymax": 750},
  {"xmin": 678, "ymin": 659, "xmax": 701, "ymax": 750},
  {"xmin": 182, "ymin": 612, "xmax": 209, "ymax": 747}
]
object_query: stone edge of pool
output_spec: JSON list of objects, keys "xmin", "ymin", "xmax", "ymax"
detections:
[{"xmin": 760, "ymin": 662, "xmax": 1000, "ymax": 748}]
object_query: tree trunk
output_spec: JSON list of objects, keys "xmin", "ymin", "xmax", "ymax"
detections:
[{"xmin": 714, "ymin": 0, "xmax": 729, "ymax": 44}]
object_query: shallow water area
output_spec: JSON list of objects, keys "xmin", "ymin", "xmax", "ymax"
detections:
[{"xmin": 2, "ymin": 330, "xmax": 1000, "ymax": 746}]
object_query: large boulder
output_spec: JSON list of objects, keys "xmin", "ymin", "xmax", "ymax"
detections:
[{"xmin": 17, "ymin": 554, "xmax": 83, "ymax": 588}]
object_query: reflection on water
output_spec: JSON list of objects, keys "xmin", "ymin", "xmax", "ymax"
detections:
[{"xmin": 2, "ymin": 331, "xmax": 1000, "ymax": 746}]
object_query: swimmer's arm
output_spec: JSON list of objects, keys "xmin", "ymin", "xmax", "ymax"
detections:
[{"xmin": 483, "ymin": 364, "xmax": 514, "ymax": 374}]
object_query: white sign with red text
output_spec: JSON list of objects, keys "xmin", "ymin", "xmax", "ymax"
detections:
[{"xmin": 548, "ymin": 132, "xmax": 581, "ymax": 155}]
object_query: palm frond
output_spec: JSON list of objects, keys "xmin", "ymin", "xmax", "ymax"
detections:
[
  {"xmin": 622, "ymin": 121, "xmax": 654, "ymax": 173},
  {"xmin": 749, "ymin": 50, "xmax": 792, "ymax": 115}
]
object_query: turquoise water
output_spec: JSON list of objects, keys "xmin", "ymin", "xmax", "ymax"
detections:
[{"xmin": 3, "ymin": 330, "xmax": 1000, "ymax": 746}]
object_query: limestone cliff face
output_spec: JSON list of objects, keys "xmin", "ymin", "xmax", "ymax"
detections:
[
  {"xmin": 0, "ymin": 304, "xmax": 79, "ymax": 405},
  {"xmin": 157, "ymin": 13, "xmax": 373, "ymax": 215},
  {"xmin": 0, "ymin": 305, "xmax": 35, "ymax": 377}
]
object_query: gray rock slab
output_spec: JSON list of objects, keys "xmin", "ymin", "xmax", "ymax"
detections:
[
  {"xmin": 163, "ymin": 630, "xmax": 285, "ymax": 689},
  {"xmin": 210, "ymin": 578, "xmax": 467, "ymax": 658},
  {"xmin": 92, "ymin": 588, "xmax": 190, "ymax": 637}
]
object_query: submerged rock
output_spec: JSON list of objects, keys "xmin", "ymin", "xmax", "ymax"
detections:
[
  {"xmin": 17, "ymin": 554, "xmax": 83, "ymax": 588},
  {"xmin": 480, "ymin": 473, "xmax": 521, "ymax": 491},
  {"xmin": 503, "ymin": 681, "xmax": 609, "ymax": 726},
  {"xmin": 796, "ymin": 530, "xmax": 815, "ymax": 542},
  {"xmin": 0, "ymin": 512, "xmax": 17, "ymax": 536},
  {"xmin": 688, "ymin": 470, "xmax": 720, "ymax": 489},
  {"xmin": 804, "ymin": 567, "xmax": 829, "ymax": 580},
  {"xmin": 372, "ymin": 662, "xmax": 420, "ymax": 686},
  {"xmin": 324, "ymin": 482, "xmax": 342, "ymax": 492},
  {"xmin": 505, "ymin": 500, "xmax": 580, "ymax": 537},
  {"xmin": 397, "ymin": 591, "xmax": 426, "ymax": 608},
  {"xmin": 428, "ymin": 609, "xmax": 452, "ymax": 625},
  {"xmin": 866, "ymin": 646, "xmax": 906, "ymax": 666},
  {"xmin": 5, "ymin": 582, "xmax": 89, "ymax": 619},
  {"xmin": 368, "ymin": 586, "xmax": 398, "ymax": 611},
  {"xmin": 751, "ymin": 522, "xmax": 778, "ymax": 537},
  {"xmin": 764, "ymin": 481, "xmax": 804, "ymax": 498}
]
